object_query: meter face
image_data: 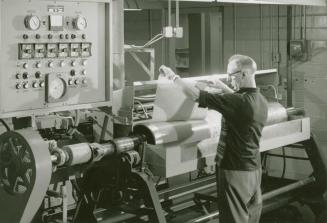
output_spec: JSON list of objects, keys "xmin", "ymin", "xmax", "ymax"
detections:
[{"xmin": 49, "ymin": 78, "xmax": 66, "ymax": 100}]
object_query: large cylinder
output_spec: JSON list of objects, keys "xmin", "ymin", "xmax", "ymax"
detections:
[{"xmin": 266, "ymin": 102, "xmax": 288, "ymax": 126}]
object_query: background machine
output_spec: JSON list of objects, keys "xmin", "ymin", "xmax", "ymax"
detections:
[{"xmin": 0, "ymin": 1, "xmax": 326, "ymax": 223}]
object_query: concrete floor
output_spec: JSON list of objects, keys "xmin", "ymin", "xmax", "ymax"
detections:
[{"xmin": 167, "ymin": 202, "xmax": 315, "ymax": 223}]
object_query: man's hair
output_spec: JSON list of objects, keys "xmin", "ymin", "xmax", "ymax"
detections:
[{"xmin": 228, "ymin": 54, "xmax": 257, "ymax": 75}]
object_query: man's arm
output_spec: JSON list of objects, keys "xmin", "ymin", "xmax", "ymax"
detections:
[
  {"xmin": 159, "ymin": 65, "xmax": 200, "ymax": 101},
  {"xmin": 174, "ymin": 78, "xmax": 200, "ymax": 101},
  {"xmin": 209, "ymin": 79, "xmax": 235, "ymax": 94}
]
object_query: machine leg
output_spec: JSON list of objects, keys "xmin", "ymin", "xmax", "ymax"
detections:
[
  {"xmin": 73, "ymin": 197, "xmax": 98, "ymax": 223},
  {"xmin": 61, "ymin": 181, "xmax": 68, "ymax": 223},
  {"xmin": 133, "ymin": 171, "xmax": 167, "ymax": 223}
]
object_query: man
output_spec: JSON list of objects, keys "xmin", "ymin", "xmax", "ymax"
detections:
[{"xmin": 159, "ymin": 54, "xmax": 268, "ymax": 223}]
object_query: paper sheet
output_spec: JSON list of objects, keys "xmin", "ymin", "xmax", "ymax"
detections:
[
  {"xmin": 152, "ymin": 77, "xmax": 208, "ymax": 122},
  {"xmin": 140, "ymin": 76, "xmax": 222, "ymax": 177}
]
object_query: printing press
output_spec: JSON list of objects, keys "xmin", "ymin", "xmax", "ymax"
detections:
[{"xmin": 0, "ymin": 0, "xmax": 326, "ymax": 223}]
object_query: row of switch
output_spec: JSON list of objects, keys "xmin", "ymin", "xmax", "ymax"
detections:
[
  {"xmin": 21, "ymin": 60, "xmax": 87, "ymax": 69},
  {"xmin": 16, "ymin": 72, "xmax": 42, "ymax": 79},
  {"xmin": 68, "ymin": 78, "xmax": 87, "ymax": 85},
  {"xmin": 23, "ymin": 33, "xmax": 87, "ymax": 40},
  {"xmin": 16, "ymin": 79, "xmax": 87, "ymax": 89},
  {"xmin": 16, "ymin": 81, "xmax": 45, "ymax": 89},
  {"xmin": 70, "ymin": 69, "xmax": 87, "ymax": 76},
  {"xmin": 16, "ymin": 70, "xmax": 87, "ymax": 80},
  {"xmin": 19, "ymin": 42, "xmax": 92, "ymax": 59}
]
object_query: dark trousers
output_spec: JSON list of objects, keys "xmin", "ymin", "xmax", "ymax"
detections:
[{"xmin": 216, "ymin": 166, "xmax": 262, "ymax": 223}]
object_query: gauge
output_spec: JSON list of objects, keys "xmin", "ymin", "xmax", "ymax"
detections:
[
  {"xmin": 24, "ymin": 15, "xmax": 41, "ymax": 31},
  {"xmin": 48, "ymin": 78, "xmax": 66, "ymax": 100},
  {"xmin": 73, "ymin": 16, "xmax": 87, "ymax": 30}
]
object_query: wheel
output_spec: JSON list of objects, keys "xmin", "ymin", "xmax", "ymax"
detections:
[{"xmin": 0, "ymin": 131, "xmax": 34, "ymax": 195}]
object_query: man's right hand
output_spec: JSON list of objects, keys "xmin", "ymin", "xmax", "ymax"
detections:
[{"xmin": 159, "ymin": 65, "xmax": 180, "ymax": 81}]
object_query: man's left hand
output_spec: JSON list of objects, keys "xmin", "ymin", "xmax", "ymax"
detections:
[{"xmin": 159, "ymin": 65, "xmax": 180, "ymax": 81}]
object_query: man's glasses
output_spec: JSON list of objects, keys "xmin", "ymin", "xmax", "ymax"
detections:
[{"xmin": 228, "ymin": 70, "xmax": 242, "ymax": 77}]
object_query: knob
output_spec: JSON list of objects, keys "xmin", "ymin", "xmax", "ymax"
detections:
[
  {"xmin": 32, "ymin": 82, "xmax": 38, "ymax": 88},
  {"xmin": 23, "ymin": 82, "xmax": 29, "ymax": 89},
  {"xmin": 39, "ymin": 81, "xmax": 45, "ymax": 88},
  {"xmin": 71, "ymin": 34, "xmax": 76, "ymax": 39},
  {"xmin": 82, "ymin": 79, "xmax": 87, "ymax": 84},
  {"xmin": 23, "ymin": 63, "xmax": 29, "ymax": 69},
  {"xmin": 23, "ymin": 34, "xmax": 29, "ymax": 40},
  {"xmin": 23, "ymin": 72, "xmax": 29, "ymax": 79},
  {"xmin": 24, "ymin": 15, "xmax": 40, "ymax": 31},
  {"xmin": 65, "ymin": 34, "xmax": 70, "ymax": 39},
  {"xmin": 35, "ymin": 71, "xmax": 42, "ymax": 79},
  {"xmin": 16, "ymin": 73, "xmax": 21, "ymax": 79},
  {"xmin": 60, "ymin": 61, "xmax": 66, "ymax": 67},
  {"xmin": 71, "ymin": 61, "xmax": 76, "ymax": 67},
  {"xmin": 60, "ymin": 34, "xmax": 65, "ymax": 39},
  {"xmin": 73, "ymin": 16, "xmax": 87, "ymax": 30},
  {"xmin": 16, "ymin": 83, "xmax": 22, "ymax": 89},
  {"xmin": 36, "ymin": 62, "xmax": 41, "ymax": 68},
  {"xmin": 70, "ymin": 70, "xmax": 76, "ymax": 76},
  {"xmin": 68, "ymin": 79, "xmax": 73, "ymax": 85},
  {"xmin": 74, "ymin": 79, "xmax": 80, "ymax": 85},
  {"xmin": 82, "ymin": 60, "xmax": 87, "ymax": 66},
  {"xmin": 48, "ymin": 62, "xmax": 54, "ymax": 68},
  {"xmin": 82, "ymin": 70, "xmax": 87, "ymax": 75},
  {"xmin": 82, "ymin": 34, "xmax": 86, "ymax": 39},
  {"xmin": 35, "ymin": 34, "xmax": 41, "ymax": 39},
  {"xmin": 48, "ymin": 34, "xmax": 53, "ymax": 39}
]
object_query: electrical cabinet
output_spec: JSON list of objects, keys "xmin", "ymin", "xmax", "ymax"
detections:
[{"xmin": 0, "ymin": 0, "xmax": 112, "ymax": 118}]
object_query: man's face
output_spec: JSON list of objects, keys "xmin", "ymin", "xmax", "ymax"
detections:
[{"xmin": 227, "ymin": 61, "xmax": 242, "ymax": 91}]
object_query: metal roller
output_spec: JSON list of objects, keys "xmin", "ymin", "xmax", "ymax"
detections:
[
  {"xmin": 133, "ymin": 120, "xmax": 213, "ymax": 145},
  {"xmin": 266, "ymin": 102, "xmax": 288, "ymax": 126},
  {"xmin": 62, "ymin": 143, "xmax": 92, "ymax": 166},
  {"xmin": 111, "ymin": 136, "xmax": 144, "ymax": 154}
]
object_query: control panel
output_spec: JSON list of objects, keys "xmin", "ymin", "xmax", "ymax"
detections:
[{"xmin": 0, "ymin": 0, "xmax": 111, "ymax": 117}]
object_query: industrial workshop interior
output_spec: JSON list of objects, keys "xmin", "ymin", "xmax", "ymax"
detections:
[{"xmin": 1, "ymin": 0, "xmax": 327, "ymax": 222}]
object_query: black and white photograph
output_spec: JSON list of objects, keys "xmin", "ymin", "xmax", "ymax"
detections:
[{"xmin": 0, "ymin": 0, "xmax": 326, "ymax": 222}]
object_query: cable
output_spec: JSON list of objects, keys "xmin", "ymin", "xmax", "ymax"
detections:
[
  {"xmin": 176, "ymin": 0, "xmax": 180, "ymax": 28},
  {"xmin": 144, "ymin": 34, "xmax": 163, "ymax": 47},
  {"xmin": 130, "ymin": 33, "xmax": 163, "ymax": 49},
  {"xmin": 134, "ymin": 100, "xmax": 148, "ymax": 119},
  {"xmin": 168, "ymin": 0, "xmax": 172, "ymax": 26},
  {"xmin": 261, "ymin": 84, "xmax": 279, "ymax": 102},
  {"xmin": 0, "ymin": 119, "xmax": 10, "ymax": 131}
]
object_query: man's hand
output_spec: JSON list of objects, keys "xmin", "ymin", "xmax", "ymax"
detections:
[
  {"xmin": 159, "ymin": 65, "xmax": 180, "ymax": 81},
  {"xmin": 159, "ymin": 65, "xmax": 199, "ymax": 101}
]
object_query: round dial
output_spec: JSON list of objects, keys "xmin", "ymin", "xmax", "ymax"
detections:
[
  {"xmin": 24, "ymin": 15, "xmax": 41, "ymax": 31},
  {"xmin": 73, "ymin": 16, "xmax": 87, "ymax": 30},
  {"xmin": 49, "ymin": 78, "xmax": 66, "ymax": 100}
]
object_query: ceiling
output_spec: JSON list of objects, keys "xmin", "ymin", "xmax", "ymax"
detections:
[{"xmin": 124, "ymin": 0, "xmax": 326, "ymax": 10}]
